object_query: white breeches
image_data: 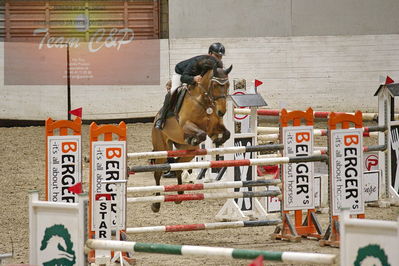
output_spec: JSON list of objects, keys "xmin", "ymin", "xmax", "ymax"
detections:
[{"xmin": 170, "ymin": 73, "xmax": 182, "ymax": 95}]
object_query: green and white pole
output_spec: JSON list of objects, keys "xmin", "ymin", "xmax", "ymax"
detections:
[{"xmin": 86, "ymin": 239, "xmax": 336, "ymax": 264}]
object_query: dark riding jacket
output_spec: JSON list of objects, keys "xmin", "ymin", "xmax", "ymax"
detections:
[{"xmin": 175, "ymin": 55, "xmax": 223, "ymax": 85}]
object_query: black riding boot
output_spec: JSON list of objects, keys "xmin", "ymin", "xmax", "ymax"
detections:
[
  {"xmin": 155, "ymin": 92, "xmax": 172, "ymax": 129},
  {"xmin": 163, "ymin": 158, "xmax": 177, "ymax": 178}
]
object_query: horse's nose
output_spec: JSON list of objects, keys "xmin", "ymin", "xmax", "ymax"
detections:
[{"xmin": 217, "ymin": 110, "xmax": 225, "ymax": 117}]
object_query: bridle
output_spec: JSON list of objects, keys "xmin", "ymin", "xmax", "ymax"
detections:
[{"xmin": 187, "ymin": 74, "xmax": 229, "ymax": 114}]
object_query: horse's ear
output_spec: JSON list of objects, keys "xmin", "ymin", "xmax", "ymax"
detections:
[{"xmin": 224, "ymin": 65, "xmax": 233, "ymax": 75}]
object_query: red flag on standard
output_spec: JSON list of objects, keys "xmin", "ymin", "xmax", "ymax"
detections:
[
  {"xmin": 69, "ymin": 107, "xmax": 82, "ymax": 118},
  {"xmin": 386, "ymin": 76, "xmax": 394, "ymax": 85},
  {"xmin": 67, "ymin": 182, "xmax": 83, "ymax": 194},
  {"xmin": 255, "ymin": 79, "xmax": 263, "ymax": 87},
  {"xmin": 248, "ymin": 255, "xmax": 264, "ymax": 266}
]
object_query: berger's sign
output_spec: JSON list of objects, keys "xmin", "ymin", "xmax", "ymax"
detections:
[
  {"xmin": 47, "ymin": 136, "xmax": 81, "ymax": 203},
  {"xmin": 282, "ymin": 126, "xmax": 314, "ymax": 211},
  {"xmin": 330, "ymin": 129, "xmax": 364, "ymax": 215},
  {"xmin": 91, "ymin": 141, "xmax": 126, "ymax": 231}
]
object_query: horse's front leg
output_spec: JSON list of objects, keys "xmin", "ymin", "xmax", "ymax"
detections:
[
  {"xmin": 211, "ymin": 123, "xmax": 231, "ymax": 146},
  {"xmin": 182, "ymin": 121, "xmax": 207, "ymax": 146},
  {"xmin": 173, "ymin": 169, "xmax": 184, "ymax": 204}
]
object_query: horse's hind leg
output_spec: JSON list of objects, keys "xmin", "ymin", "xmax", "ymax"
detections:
[
  {"xmin": 151, "ymin": 128, "xmax": 172, "ymax": 213},
  {"xmin": 151, "ymin": 168, "xmax": 163, "ymax": 212}
]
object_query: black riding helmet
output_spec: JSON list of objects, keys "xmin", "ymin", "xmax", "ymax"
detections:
[{"xmin": 208, "ymin": 42, "xmax": 225, "ymax": 56}]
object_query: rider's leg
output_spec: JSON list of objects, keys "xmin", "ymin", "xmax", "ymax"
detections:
[
  {"xmin": 154, "ymin": 92, "xmax": 171, "ymax": 129},
  {"xmin": 170, "ymin": 74, "xmax": 182, "ymax": 94},
  {"xmin": 163, "ymin": 157, "xmax": 177, "ymax": 178},
  {"xmin": 155, "ymin": 74, "xmax": 181, "ymax": 130}
]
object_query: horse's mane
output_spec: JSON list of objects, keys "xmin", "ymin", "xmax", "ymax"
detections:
[{"xmin": 198, "ymin": 56, "xmax": 223, "ymax": 76}]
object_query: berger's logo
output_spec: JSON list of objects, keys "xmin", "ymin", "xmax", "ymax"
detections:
[
  {"xmin": 354, "ymin": 244, "xmax": 391, "ymax": 266},
  {"xmin": 40, "ymin": 224, "xmax": 76, "ymax": 266}
]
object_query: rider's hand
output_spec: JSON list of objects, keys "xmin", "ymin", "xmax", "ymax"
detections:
[{"xmin": 194, "ymin": 75, "xmax": 202, "ymax": 83}]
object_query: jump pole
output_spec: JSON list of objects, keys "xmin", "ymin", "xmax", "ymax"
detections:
[
  {"xmin": 127, "ymin": 144, "xmax": 283, "ymax": 160},
  {"xmin": 258, "ymin": 131, "xmax": 380, "ymax": 143},
  {"xmin": 127, "ymin": 190, "xmax": 281, "ymax": 204},
  {"xmin": 86, "ymin": 239, "xmax": 337, "ymax": 264},
  {"xmin": 235, "ymin": 108, "xmax": 399, "ymax": 121},
  {"xmin": 129, "ymin": 154, "xmax": 327, "ymax": 173},
  {"xmin": 126, "ymin": 219, "xmax": 281, "ymax": 234},
  {"xmin": 126, "ymin": 179, "xmax": 281, "ymax": 193},
  {"xmin": 257, "ymin": 125, "xmax": 386, "ymax": 135},
  {"xmin": 257, "ymin": 145, "xmax": 386, "ymax": 159}
]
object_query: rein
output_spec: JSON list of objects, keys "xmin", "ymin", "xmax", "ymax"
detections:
[{"xmin": 187, "ymin": 75, "xmax": 228, "ymax": 114}]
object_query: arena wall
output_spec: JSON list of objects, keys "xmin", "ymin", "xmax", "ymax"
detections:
[
  {"xmin": 169, "ymin": 0, "xmax": 399, "ymax": 38},
  {"xmin": 1, "ymin": 0, "xmax": 399, "ymax": 121},
  {"xmin": 1, "ymin": 34, "xmax": 399, "ymax": 121}
]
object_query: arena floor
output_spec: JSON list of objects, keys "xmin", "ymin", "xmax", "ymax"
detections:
[{"xmin": 1, "ymin": 122, "xmax": 398, "ymax": 265}]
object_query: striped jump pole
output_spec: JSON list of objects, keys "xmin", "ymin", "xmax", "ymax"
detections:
[
  {"xmin": 86, "ymin": 239, "xmax": 337, "ymax": 264},
  {"xmin": 129, "ymin": 154, "xmax": 328, "ymax": 173},
  {"xmin": 126, "ymin": 220, "xmax": 281, "ymax": 234},
  {"xmin": 257, "ymin": 126, "xmax": 387, "ymax": 133},
  {"xmin": 234, "ymin": 108, "xmax": 397, "ymax": 121},
  {"xmin": 127, "ymin": 144, "xmax": 283, "ymax": 160},
  {"xmin": 258, "ymin": 132, "xmax": 378, "ymax": 142},
  {"xmin": 258, "ymin": 130, "xmax": 381, "ymax": 142},
  {"xmin": 127, "ymin": 190, "xmax": 281, "ymax": 204},
  {"xmin": 127, "ymin": 179, "xmax": 281, "ymax": 193},
  {"xmin": 257, "ymin": 144, "xmax": 386, "ymax": 158}
]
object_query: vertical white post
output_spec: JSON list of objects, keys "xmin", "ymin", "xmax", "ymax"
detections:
[
  {"xmin": 378, "ymin": 90, "xmax": 389, "ymax": 199},
  {"xmin": 29, "ymin": 191, "xmax": 39, "ymax": 263}
]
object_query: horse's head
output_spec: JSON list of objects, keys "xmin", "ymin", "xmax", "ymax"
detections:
[
  {"xmin": 199, "ymin": 64, "xmax": 232, "ymax": 116},
  {"xmin": 199, "ymin": 64, "xmax": 233, "ymax": 145}
]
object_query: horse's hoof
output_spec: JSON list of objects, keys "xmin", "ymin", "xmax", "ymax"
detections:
[
  {"xmin": 151, "ymin": 203, "xmax": 160, "ymax": 213},
  {"xmin": 189, "ymin": 137, "xmax": 196, "ymax": 145},
  {"xmin": 198, "ymin": 132, "xmax": 207, "ymax": 142}
]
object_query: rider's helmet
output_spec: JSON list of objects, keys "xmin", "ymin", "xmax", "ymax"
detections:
[{"xmin": 208, "ymin": 42, "xmax": 225, "ymax": 56}]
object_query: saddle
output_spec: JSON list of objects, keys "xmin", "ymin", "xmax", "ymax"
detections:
[{"xmin": 166, "ymin": 84, "xmax": 188, "ymax": 120}]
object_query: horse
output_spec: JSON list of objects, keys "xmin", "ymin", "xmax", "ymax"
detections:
[{"xmin": 150, "ymin": 64, "xmax": 232, "ymax": 212}]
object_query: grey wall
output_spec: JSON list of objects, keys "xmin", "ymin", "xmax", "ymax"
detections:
[
  {"xmin": 169, "ymin": 35, "xmax": 399, "ymax": 113},
  {"xmin": 169, "ymin": 0, "xmax": 399, "ymax": 38}
]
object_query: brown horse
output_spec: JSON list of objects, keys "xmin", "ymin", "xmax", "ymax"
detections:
[{"xmin": 150, "ymin": 64, "xmax": 232, "ymax": 212}]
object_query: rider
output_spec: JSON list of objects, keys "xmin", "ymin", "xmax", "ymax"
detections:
[{"xmin": 154, "ymin": 42, "xmax": 226, "ymax": 129}]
